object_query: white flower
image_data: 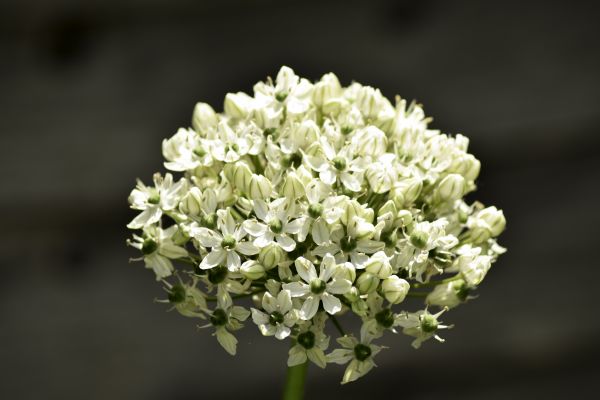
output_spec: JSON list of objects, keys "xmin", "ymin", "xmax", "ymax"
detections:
[
  {"xmin": 251, "ymin": 289, "xmax": 298, "ymax": 340},
  {"xmin": 162, "ymin": 128, "xmax": 213, "ymax": 172},
  {"xmin": 127, "ymin": 173, "xmax": 187, "ymax": 229},
  {"xmin": 326, "ymin": 330, "xmax": 383, "ymax": 384},
  {"xmin": 193, "ymin": 209, "xmax": 259, "ymax": 271},
  {"xmin": 305, "ymin": 139, "xmax": 366, "ymax": 192},
  {"xmin": 203, "ymin": 304, "xmax": 250, "ymax": 355},
  {"xmin": 283, "ymin": 254, "xmax": 352, "ymax": 320},
  {"xmin": 287, "ymin": 312, "xmax": 330, "ymax": 368},
  {"xmin": 243, "ymin": 198, "xmax": 301, "ymax": 251},
  {"xmin": 395, "ymin": 308, "xmax": 452, "ymax": 349},
  {"xmin": 127, "ymin": 225, "xmax": 188, "ymax": 280}
]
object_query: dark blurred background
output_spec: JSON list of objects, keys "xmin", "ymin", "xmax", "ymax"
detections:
[{"xmin": 1, "ymin": 0, "xmax": 599, "ymax": 399}]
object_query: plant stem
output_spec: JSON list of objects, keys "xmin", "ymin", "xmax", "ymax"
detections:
[
  {"xmin": 330, "ymin": 314, "xmax": 346, "ymax": 336},
  {"xmin": 282, "ymin": 360, "xmax": 308, "ymax": 400}
]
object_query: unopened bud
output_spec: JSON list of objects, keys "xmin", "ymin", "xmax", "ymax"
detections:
[
  {"xmin": 249, "ymin": 175, "xmax": 272, "ymax": 199},
  {"xmin": 258, "ymin": 244, "xmax": 285, "ymax": 270},
  {"xmin": 192, "ymin": 102, "xmax": 218, "ymax": 133},
  {"xmin": 434, "ymin": 174, "xmax": 465, "ymax": 203},
  {"xmin": 240, "ymin": 260, "xmax": 266, "ymax": 280},
  {"xmin": 381, "ymin": 275, "xmax": 410, "ymax": 304},
  {"xmin": 357, "ymin": 272, "xmax": 379, "ymax": 294}
]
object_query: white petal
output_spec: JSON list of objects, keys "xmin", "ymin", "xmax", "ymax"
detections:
[
  {"xmin": 311, "ymin": 219, "xmax": 330, "ymax": 246},
  {"xmin": 326, "ymin": 349, "xmax": 354, "ymax": 365},
  {"xmin": 319, "ymin": 253, "xmax": 337, "ymax": 282},
  {"xmin": 242, "ymin": 220, "xmax": 268, "ymax": 237},
  {"xmin": 295, "ymin": 257, "xmax": 318, "ymax": 283},
  {"xmin": 261, "ymin": 292, "xmax": 278, "ymax": 314},
  {"xmin": 195, "ymin": 228, "xmax": 222, "ymax": 248},
  {"xmin": 276, "ymin": 234, "xmax": 296, "ymax": 251},
  {"xmin": 282, "ymin": 282, "xmax": 310, "ymax": 297},
  {"xmin": 341, "ymin": 172, "xmax": 361, "ymax": 192},
  {"xmin": 259, "ymin": 324, "xmax": 277, "ymax": 336},
  {"xmin": 284, "ymin": 218, "xmax": 305, "ymax": 235},
  {"xmin": 307, "ymin": 348, "xmax": 327, "ymax": 369},
  {"xmin": 226, "ymin": 251, "xmax": 241, "ymax": 271},
  {"xmin": 127, "ymin": 206, "xmax": 162, "ymax": 229},
  {"xmin": 300, "ymin": 295, "xmax": 320, "ymax": 320},
  {"xmin": 200, "ymin": 249, "xmax": 226, "ymax": 269},
  {"xmin": 251, "ymin": 308, "xmax": 269, "ymax": 325},
  {"xmin": 288, "ymin": 345, "xmax": 308, "ymax": 367},
  {"xmin": 253, "ymin": 199, "xmax": 269, "ymax": 221},
  {"xmin": 278, "ymin": 290, "xmax": 293, "ymax": 314},
  {"xmin": 320, "ymin": 168, "xmax": 337, "ymax": 185},
  {"xmin": 254, "ymin": 232, "xmax": 275, "ymax": 248},
  {"xmin": 236, "ymin": 241, "xmax": 259, "ymax": 255},
  {"xmin": 216, "ymin": 328, "xmax": 237, "ymax": 356},
  {"xmin": 275, "ymin": 325, "xmax": 291, "ymax": 340},
  {"xmin": 321, "ymin": 292, "xmax": 342, "ymax": 314},
  {"xmin": 327, "ymin": 278, "xmax": 352, "ymax": 294},
  {"xmin": 145, "ymin": 253, "xmax": 173, "ymax": 280}
]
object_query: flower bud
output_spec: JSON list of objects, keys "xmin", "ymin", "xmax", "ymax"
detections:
[
  {"xmin": 365, "ymin": 251, "xmax": 393, "ymax": 279},
  {"xmin": 291, "ymin": 120, "xmax": 320, "ymax": 148},
  {"xmin": 248, "ymin": 175, "xmax": 272, "ymax": 199},
  {"xmin": 366, "ymin": 163, "xmax": 393, "ymax": 194},
  {"xmin": 434, "ymin": 174, "xmax": 465, "ymax": 203},
  {"xmin": 235, "ymin": 196, "xmax": 254, "ymax": 217},
  {"xmin": 281, "ymin": 172, "xmax": 305, "ymax": 199},
  {"xmin": 396, "ymin": 209, "xmax": 413, "ymax": 227},
  {"xmin": 322, "ymin": 97, "xmax": 347, "ymax": 116},
  {"xmin": 378, "ymin": 200, "xmax": 397, "ymax": 218},
  {"xmin": 477, "ymin": 207, "xmax": 506, "ymax": 237},
  {"xmin": 357, "ymin": 272, "xmax": 380, "ymax": 294},
  {"xmin": 426, "ymin": 279, "xmax": 468, "ymax": 308},
  {"xmin": 391, "ymin": 178, "xmax": 422, "ymax": 207},
  {"xmin": 180, "ymin": 186, "xmax": 203, "ymax": 216},
  {"xmin": 253, "ymin": 106, "xmax": 282, "ymax": 129},
  {"xmin": 410, "ymin": 229, "xmax": 430, "ymax": 249},
  {"xmin": 381, "ymin": 275, "xmax": 410, "ymax": 304},
  {"xmin": 344, "ymin": 286, "xmax": 361, "ymax": 303},
  {"xmin": 224, "ymin": 92, "xmax": 253, "ymax": 119},
  {"xmin": 192, "ymin": 102, "xmax": 218, "ymax": 133},
  {"xmin": 335, "ymin": 262, "xmax": 356, "ymax": 283},
  {"xmin": 312, "ymin": 73, "xmax": 342, "ymax": 107},
  {"xmin": 460, "ymin": 255, "xmax": 492, "ymax": 287},
  {"xmin": 449, "ymin": 154, "xmax": 481, "ymax": 182},
  {"xmin": 258, "ymin": 243, "xmax": 285, "ymax": 270},
  {"xmin": 355, "ymin": 86, "xmax": 386, "ymax": 121},
  {"xmin": 240, "ymin": 260, "xmax": 266, "ymax": 281},
  {"xmin": 352, "ymin": 126, "xmax": 388, "ymax": 157},
  {"xmin": 232, "ymin": 162, "xmax": 253, "ymax": 192}
]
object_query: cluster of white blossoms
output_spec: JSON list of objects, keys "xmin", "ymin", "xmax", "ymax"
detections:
[{"xmin": 126, "ymin": 66, "xmax": 506, "ymax": 384}]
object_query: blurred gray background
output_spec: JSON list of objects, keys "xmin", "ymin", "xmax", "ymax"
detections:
[{"xmin": 1, "ymin": 0, "xmax": 599, "ymax": 399}]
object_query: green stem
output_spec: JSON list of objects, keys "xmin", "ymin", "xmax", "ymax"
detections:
[
  {"xmin": 282, "ymin": 360, "xmax": 308, "ymax": 400},
  {"xmin": 330, "ymin": 314, "xmax": 346, "ymax": 336},
  {"xmin": 205, "ymin": 288, "xmax": 265, "ymax": 302},
  {"xmin": 411, "ymin": 275, "xmax": 461, "ymax": 289}
]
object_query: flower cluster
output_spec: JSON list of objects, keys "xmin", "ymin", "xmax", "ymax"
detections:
[{"xmin": 126, "ymin": 66, "xmax": 506, "ymax": 384}]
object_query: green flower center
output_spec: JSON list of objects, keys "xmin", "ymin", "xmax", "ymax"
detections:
[
  {"xmin": 340, "ymin": 236, "xmax": 357, "ymax": 252},
  {"xmin": 193, "ymin": 146, "xmax": 207, "ymax": 157},
  {"xmin": 375, "ymin": 308, "xmax": 395, "ymax": 329},
  {"xmin": 148, "ymin": 194, "xmax": 160, "ymax": 205},
  {"xmin": 210, "ymin": 308, "xmax": 228, "ymax": 326},
  {"xmin": 310, "ymin": 279, "xmax": 327, "ymax": 295},
  {"xmin": 354, "ymin": 344, "xmax": 372, "ymax": 361},
  {"xmin": 208, "ymin": 265, "xmax": 228, "ymax": 284},
  {"xmin": 420, "ymin": 314, "xmax": 438, "ymax": 333},
  {"xmin": 168, "ymin": 285, "xmax": 186, "ymax": 304},
  {"xmin": 201, "ymin": 213, "xmax": 217, "ymax": 229},
  {"xmin": 269, "ymin": 311, "xmax": 284, "ymax": 325},
  {"xmin": 221, "ymin": 235, "xmax": 237, "ymax": 250},
  {"xmin": 282, "ymin": 152, "xmax": 302, "ymax": 168},
  {"xmin": 297, "ymin": 331, "xmax": 315, "ymax": 349},
  {"xmin": 308, "ymin": 203, "xmax": 323, "ymax": 219},
  {"xmin": 341, "ymin": 126, "xmax": 353, "ymax": 135},
  {"xmin": 332, "ymin": 156, "xmax": 347, "ymax": 171},
  {"xmin": 141, "ymin": 238, "xmax": 158, "ymax": 255},
  {"xmin": 410, "ymin": 230, "xmax": 429, "ymax": 249},
  {"xmin": 275, "ymin": 92, "xmax": 288, "ymax": 102},
  {"xmin": 269, "ymin": 218, "xmax": 283, "ymax": 234}
]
